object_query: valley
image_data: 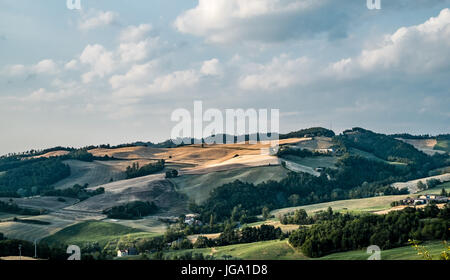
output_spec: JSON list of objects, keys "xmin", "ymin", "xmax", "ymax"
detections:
[{"xmin": 0, "ymin": 127, "xmax": 449, "ymax": 260}]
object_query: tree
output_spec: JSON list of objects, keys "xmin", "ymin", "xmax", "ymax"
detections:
[
  {"xmin": 417, "ymin": 181, "xmax": 427, "ymax": 191},
  {"xmin": 194, "ymin": 236, "xmax": 213, "ymax": 248},
  {"xmin": 165, "ymin": 169, "xmax": 179, "ymax": 178},
  {"xmin": 288, "ymin": 194, "xmax": 300, "ymax": 206},
  {"xmin": 262, "ymin": 207, "xmax": 270, "ymax": 220},
  {"xmin": 209, "ymin": 214, "xmax": 214, "ymax": 230}
]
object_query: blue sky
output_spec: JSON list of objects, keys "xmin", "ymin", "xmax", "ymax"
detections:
[{"xmin": 0, "ymin": 0, "xmax": 449, "ymax": 155}]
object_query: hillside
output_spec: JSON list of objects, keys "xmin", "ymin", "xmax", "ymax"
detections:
[{"xmin": 0, "ymin": 126, "xmax": 448, "ymax": 260}]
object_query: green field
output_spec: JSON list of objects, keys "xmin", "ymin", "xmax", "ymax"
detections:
[
  {"xmin": 271, "ymin": 195, "xmax": 409, "ymax": 217},
  {"xmin": 282, "ymin": 155, "xmax": 338, "ymax": 169},
  {"xmin": 0, "ymin": 214, "xmax": 76, "ymax": 242},
  {"xmin": 434, "ymin": 139, "xmax": 450, "ymax": 153},
  {"xmin": 154, "ymin": 240, "xmax": 447, "ymax": 260},
  {"xmin": 349, "ymin": 148, "xmax": 406, "ymax": 165},
  {"xmin": 417, "ymin": 181, "xmax": 450, "ymax": 195},
  {"xmin": 171, "ymin": 165, "xmax": 288, "ymax": 203},
  {"xmin": 319, "ymin": 241, "xmax": 447, "ymax": 260},
  {"xmin": 41, "ymin": 221, "xmax": 160, "ymax": 251},
  {"xmin": 162, "ymin": 240, "xmax": 307, "ymax": 260}
]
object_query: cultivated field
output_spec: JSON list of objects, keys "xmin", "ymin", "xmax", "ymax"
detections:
[
  {"xmin": 434, "ymin": 139, "xmax": 450, "ymax": 153},
  {"xmin": 0, "ymin": 214, "xmax": 78, "ymax": 242},
  {"xmin": 397, "ymin": 138, "xmax": 446, "ymax": 155},
  {"xmin": 392, "ymin": 173, "xmax": 450, "ymax": 193},
  {"xmin": 171, "ymin": 165, "xmax": 288, "ymax": 203},
  {"xmin": 161, "ymin": 239, "xmax": 446, "ymax": 260},
  {"xmin": 65, "ymin": 174, "xmax": 187, "ymax": 215},
  {"xmin": 319, "ymin": 241, "xmax": 447, "ymax": 260},
  {"xmin": 53, "ymin": 159, "xmax": 140, "ymax": 189},
  {"xmin": 32, "ymin": 150, "xmax": 70, "ymax": 158},
  {"xmin": 88, "ymin": 138, "xmax": 305, "ymax": 170},
  {"xmin": 416, "ymin": 181, "xmax": 450, "ymax": 195},
  {"xmin": 271, "ymin": 195, "xmax": 410, "ymax": 217},
  {"xmin": 104, "ymin": 216, "xmax": 168, "ymax": 234},
  {"xmin": 0, "ymin": 196, "xmax": 78, "ymax": 211},
  {"xmin": 287, "ymin": 137, "xmax": 334, "ymax": 150},
  {"xmin": 163, "ymin": 239, "xmax": 308, "ymax": 260},
  {"xmin": 282, "ymin": 155, "xmax": 338, "ymax": 169},
  {"xmin": 41, "ymin": 221, "xmax": 159, "ymax": 251}
]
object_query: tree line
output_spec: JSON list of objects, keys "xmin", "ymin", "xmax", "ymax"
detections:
[
  {"xmin": 289, "ymin": 205, "xmax": 449, "ymax": 257},
  {"xmin": 125, "ymin": 160, "xmax": 165, "ymax": 179}
]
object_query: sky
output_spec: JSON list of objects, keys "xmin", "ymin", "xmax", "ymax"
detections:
[{"xmin": 0, "ymin": 0, "xmax": 449, "ymax": 155}]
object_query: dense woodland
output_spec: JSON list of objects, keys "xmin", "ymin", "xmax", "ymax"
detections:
[
  {"xmin": 103, "ymin": 201, "xmax": 159, "ymax": 219},
  {"xmin": 0, "ymin": 158, "xmax": 70, "ymax": 197},
  {"xmin": 279, "ymin": 127, "xmax": 335, "ymax": 139},
  {"xmin": 289, "ymin": 205, "xmax": 449, "ymax": 257}
]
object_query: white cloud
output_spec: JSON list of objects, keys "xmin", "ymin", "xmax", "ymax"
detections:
[
  {"xmin": 109, "ymin": 61, "xmax": 156, "ymax": 89},
  {"xmin": 201, "ymin": 58, "xmax": 222, "ymax": 76},
  {"xmin": 330, "ymin": 8, "xmax": 450, "ymax": 77},
  {"xmin": 112, "ymin": 68, "xmax": 202, "ymax": 99},
  {"xmin": 79, "ymin": 10, "xmax": 118, "ymax": 31},
  {"xmin": 4, "ymin": 60, "xmax": 58, "ymax": 77},
  {"xmin": 22, "ymin": 88, "xmax": 73, "ymax": 102},
  {"xmin": 174, "ymin": 0, "xmax": 346, "ymax": 43},
  {"xmin": 149, "ymin": 70, "xmax": 200, "ymax": 93},
  {"xmin": 5, "ymin": 64, "xmax": 26, "ymax": 76},
  {"xmin": 80, "ymin": 44, "xmax": 115, "ymax": 83},
  {"xmin": 32, "ymin": 59, "xmax": 58, "ymax": 74},
  {"xmin": 65, "ymin": 59, "xmax": 78, "ymax": 70},
  {"xmin": 119, "ymin": 24, "xmax": 152, "ymax": 42},
  {"xmin": 117, "ymin": 37, "xmax": 162, "ymax": 63},
  {"xmin": 239, "ymin": 55, "xmax": 313, "ymax": 90}
]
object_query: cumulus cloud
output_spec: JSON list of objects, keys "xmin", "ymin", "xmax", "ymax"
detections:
[
  {"xmin": 3, "ymin": 60, "xmax": 58, "ymax": 77},
  {"xmin": 79, "ymin": 10, "xmax": 119, "ymax": 30},
  {"xmin": 148, "ymin": 69, "xmax": 200, "ymax": 93},
  {"xmin": 22, "ymin": 87, "xmax": 74, "ymax": 103},
  {"xmin": 119, "ymin": 24, "xmax": 153, "ymax": 42},
  {"xmin": 110, "ymin": 57, "xmax": 223, "ymax": 99},
  {"xmin": 80, "ymin": 44, "xmax": 115, "ymax": 83},
  {"xmin": 174, "ymin": 0, "xmax": 351, "ymax": 43},
  {"xmin": 200, "ymin": 58, "xmax": 222, "ymax": 76},
  {"xmin": 5, "ymin": 64, "xmax": 26, "ymax": 76},
  {"xmin": 109, "ymin": 61, "xmax": 157, "ymax": 89},
  {"xmin": 330, "ymin": 8, "xmax": 450, "ymax": 77},
  {"xmin": 32, "ymin": 59, "xmax": 58, "ymax": 74},
  {"xmin": 117, "ymin": 37, "xmax": 161, "ymax": 63},
  {"xmin": 65, "ymin": 59, "xmax": 78, "ymax": 70},
  {"xmin": 112, "ymin": 68, "xmax": 201, "ymax": 99},
  {"xmin": 239, "ymin": 55, "xmax": 314, "ymax": 90}
]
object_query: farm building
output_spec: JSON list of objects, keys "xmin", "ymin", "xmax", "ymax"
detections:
[
  {"xmin": 184, "ymin": 214, "xmax": 202, "ymax": 226},
  {"xmin": 402, "ymin": 195, "xmax": 449, "ymax": 205},
  {"xmin": 117, "ymin": 248, "xmax": 138, "ymax": 257}
]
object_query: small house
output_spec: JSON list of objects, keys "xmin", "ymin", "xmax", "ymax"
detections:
[{"xmin": 117, "ymin": 250, "xmax": 128, "ymax": 257}]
